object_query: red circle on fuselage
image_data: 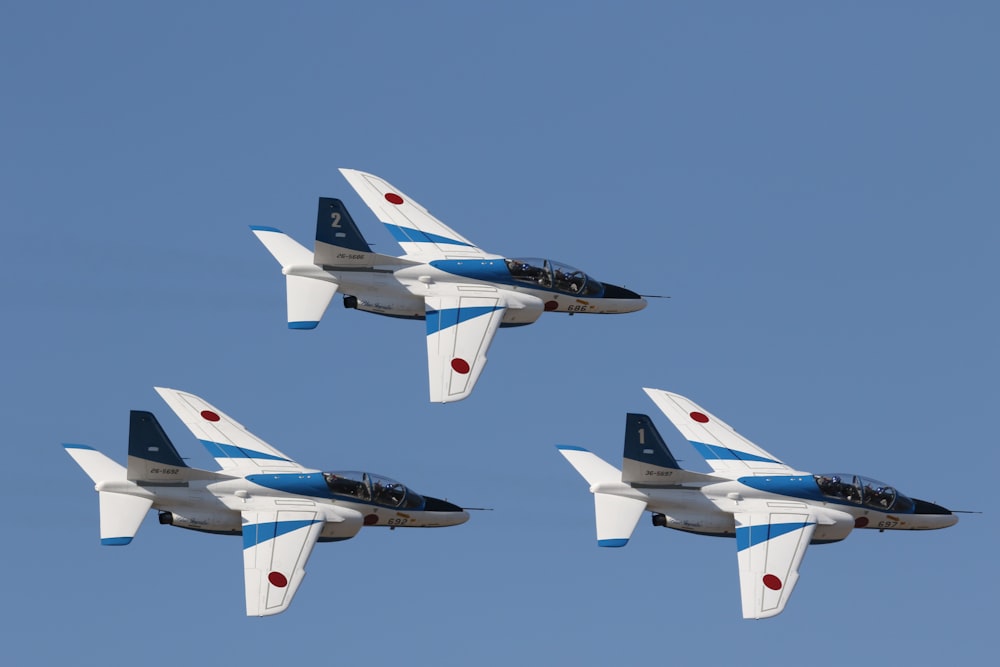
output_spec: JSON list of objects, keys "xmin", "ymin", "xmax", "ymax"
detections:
[
  {"xmin": 451, "ymin": 358, "xmax": 471, "ymax": 374},
  {"xmin": 364, "ymin": 514, "xmax": 379, "ymax": 526},
  {"xmin": 385, "ymin": 193, "xmax": 404, "ymax": 205},
  {"xmin": 762, "ymin": 574, "xmax": 782, "ymax": 590},
  {"xmin": 855, "ymin": 516, "xmax": 870, "ymax": 528},
  {"xmin": 544, "ymin": 301, "xmax": 559, "ymax": 311},
  {"xmin": 268, "ymin": 571, "xmax": 288, "ymax": 588},
  {"xmin": 201, "ymin": 410, "xmax": 220, "ymax": 422},
  {"xmin": 690, "ymin": 411, "xmax": 709, "ymax": 423}
]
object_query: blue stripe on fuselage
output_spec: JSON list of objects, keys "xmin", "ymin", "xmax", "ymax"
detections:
[
  {"xmin": 425, "ymin": 305, "xmax": 503, "ymax": 335},
  {"xmin": 737, "ymin": 475, "xmax": 920, "ymax": 515},
  {"xmin": 385, "ymin": 224, "xmax": 473, "ymax": 247},
  {"xmin": 736, "ymin": 521, "xmax": 813, "ymax": 551},
  {"xmin": 246, "ymin": 473, "xmax": 331, "ymax": 498},
  {"xmin": 690, "ymin": 441, "xmax": 782, "ymax": 465},
  {"xmin": 430, "ymin": 259, "xmax": 512, "ymax": 282}
]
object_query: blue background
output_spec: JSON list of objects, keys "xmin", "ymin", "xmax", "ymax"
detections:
[{"xmin": 2, "ymin": 3, "xmax": 994, "ymax": 664}]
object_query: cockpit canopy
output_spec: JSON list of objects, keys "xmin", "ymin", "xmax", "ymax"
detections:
[
  {"xmin": 814, "ymin": 473, "xmax": 915, "ymax": 513},
  {"xmin": 504, "ymin": 258, "xmax": 604, "ymax": 296},
  {"xmin": 322, "ymin": 471, "xmax": 425, "ymax": 510}
]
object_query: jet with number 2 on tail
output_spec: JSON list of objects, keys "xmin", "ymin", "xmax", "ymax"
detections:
[
  {"xmin": 64, "ymin": 388, "xmax": 468, "ymax": 616},
  {"xmin": 558, "ymin": 388, "xmax": 958, "ymax": 619},
  {"xmin": 251, "ymin": 169, "xmax": 647, "ymax": 403}
]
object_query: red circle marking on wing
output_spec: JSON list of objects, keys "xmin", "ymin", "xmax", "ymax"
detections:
[
  {"xmin": 385, "ymin": 193, "xmax": 404, "ymax": 205},
  {"xmin": 690, "ymin": 411, "xmax": 709, "ymax": 423}
]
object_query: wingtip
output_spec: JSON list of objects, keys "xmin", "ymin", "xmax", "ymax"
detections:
[
  {"xmin": 597, "ymin": 538, "xmax": 629, "ymax": 548},
  {"xmin": 644, "ymin": 387, "xmax": 683, "ymax": 401},
  {"xmin": 101, "ymin": 537, "xmax": 134, "ymax": 546},
  {"xmin": 556, "ymin": 444, "xmax": 590, "ymax": 452},
  {"xmin": 153, "ymin": 386, "xmax": 189, "ymax": 404}
]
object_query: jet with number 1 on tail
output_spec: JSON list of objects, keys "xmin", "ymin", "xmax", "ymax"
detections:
[
  {"xmin": 558, "ymin": 388, "xmax": 958, "ymax": 619},
  {"xmin": 251, "ymin": 169, "xmax": 647, "ymax": 403},
  {"xmin": 64, "ymin": 388, "xmax": 468, "ymax": 616}
]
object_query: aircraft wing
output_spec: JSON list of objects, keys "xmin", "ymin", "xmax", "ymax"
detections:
[
  {"xmin": 734, "ymin": 507, "xmax": 816, "ymax": 619},
  {"xmin": 154, "ymin": 387, "xmax": 308, "ymax": 473},
  {"xmin": 339, "ymin": 168, "xmax": 493, "ymax": 259},
  {"xmin": 425, "ymin": 293, "xmax": 506, "ymax": 402},
  {"xmin": 241, "ymin": 508, "xmax": 326, "ymax": 616},
  {"xmin": 643, "ymin": 388, "xmax": 795, "ymax": 476}
]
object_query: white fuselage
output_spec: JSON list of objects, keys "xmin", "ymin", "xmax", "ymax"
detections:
[
  {"xmin": 116, "ymin": 473, "xmax": 469, "ymax": 538},
  {"xmin": 595, "ymin": 475, "xmax": 957, "ymax": 544},
  {"xmin": 286, "ymin": 258, "xmax": 646, "ymax": 322}
]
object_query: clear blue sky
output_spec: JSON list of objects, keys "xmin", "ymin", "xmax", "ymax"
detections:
[{"xmin": 2, "ymin": 2, "xmax": 995, "ymax": 664}]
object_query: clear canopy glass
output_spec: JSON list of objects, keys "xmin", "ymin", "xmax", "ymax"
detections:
[
  {"xmin": 504, "ymin": 258, "xmax": 603, "ymax": 296},
  {"xmin": 814, "ymin": 473, "xmax": 915, "ymax": 513},
  {"xmin": 322, "ymin": 471, "xmax": 425, "ymax": 509}
]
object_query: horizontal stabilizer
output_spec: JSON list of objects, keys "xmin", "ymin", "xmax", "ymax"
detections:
[
  {"xmin": 64, "ymin": 444, "xmax": 126, "ymax": 484},
  {"xmin": 285, "ymin": 275, "xmax": 338, "ymax": 329},
  {"xmin": 251, "ymin": 226, "xmax": 314, "ymax": 268},
  {"xmin": 594, "ymin": 493, "xmax": 647, "ymax": 547},
  {"xmin": 251, "ymin": 225, "xmax": 340, "ymax": 329},
  {"xmin": 556, "ymin": 445, "xmax": 622, "ymax": 486},
  {"xmin": 98, "ymin": 492, "xmax": 153, "ymax": 545}
]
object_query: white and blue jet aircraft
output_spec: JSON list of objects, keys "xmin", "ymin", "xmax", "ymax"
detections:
[
  {"xmin": 64, "ymin": 388, "xmax": 468, "ymax": 616},
  {"xmin": 558, "ymin": 388, "xmax": 958, "ymax": 619},
  {"xmin": 251, "ymin": 169, "xmax": 647, "ymax": 403}
]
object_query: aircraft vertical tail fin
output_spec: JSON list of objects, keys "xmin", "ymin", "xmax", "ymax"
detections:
[
  {"xmin": 622, "ymin": 411, "xmax": 726, "ymax": 486},
  {"xmin": 251, "ymin": 225, "xmax": 339, "ymax": 330},
  {"xmin": 622, "ymin": 413, "xmax": 682, "ymax": 484},
  {"xmin": 314, "ymin": 197, "xmax": 372, "ymax": 259},
  {"xmin": 311, "ymin": 197, "xmax": 417, "ymax": 269},
  {"xmin": 64, "ymin": 444, "xmax": 153, "ymax": 545},
  {"xmin": 127, "ymin": 410, "xmax": 188, "ymax": 483}
]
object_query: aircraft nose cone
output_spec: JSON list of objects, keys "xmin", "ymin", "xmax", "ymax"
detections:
[
  {"xmin": 423, "ymin": 496, "xmax": 470, "ymax": 525},
  {"xmin": 600, "ymin": 283, "xmax": 647, "ymax": 311},
  {"xmin": 912, "ymin": 498, "xmax": 959, "ymax": 528}
]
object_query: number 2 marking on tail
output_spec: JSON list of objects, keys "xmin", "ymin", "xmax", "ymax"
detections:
[{"xmin": 330, "ymin": 212, "xmax": 342, "ymax": 228}]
